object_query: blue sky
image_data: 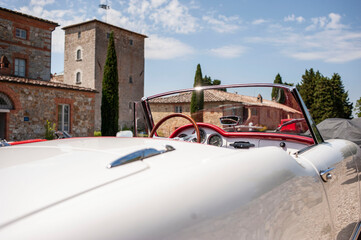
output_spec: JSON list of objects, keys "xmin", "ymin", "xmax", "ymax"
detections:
[{"xmin": 4, "ymin": 0, "xmax": 361, "ymax": 111}]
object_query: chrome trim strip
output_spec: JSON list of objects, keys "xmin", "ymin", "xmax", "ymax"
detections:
[{"xmin": 107, "ymin": 145, "xmax": 175, "ymax": 168}]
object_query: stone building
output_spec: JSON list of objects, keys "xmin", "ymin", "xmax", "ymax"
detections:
[
  {"xmin": 0, "ymin": 75, "xmax": 96, "ymax": 141},
  {"xmin": 0, "ymin": 7, "xmax": 96, "ymax": 141},
  {"xmin": 0, "ymin": 7, "xmax": 58, "ymax": 80},
  {"xmin": 62, "ymin": 20, "xmax": 147, "ymax": 131}
]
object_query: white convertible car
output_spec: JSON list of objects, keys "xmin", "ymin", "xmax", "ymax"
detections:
[{"xmin": 1, "ymin": 84, "xmax": 360, "ymax": 240}]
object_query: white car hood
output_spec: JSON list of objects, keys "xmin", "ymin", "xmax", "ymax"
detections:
[{"xmin": 0, "ymin": 137, "xmax": 180, "ymax": 227}]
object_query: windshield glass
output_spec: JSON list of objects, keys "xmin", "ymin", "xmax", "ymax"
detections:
[{"xmin": 139, "ymin": 85, "xmax": 312, "ymax": 139}]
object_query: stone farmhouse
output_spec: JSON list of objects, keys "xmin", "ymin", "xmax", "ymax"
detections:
[{"xmin": 0, "ymin": 7, "xmax": 145, "ymax": 141}]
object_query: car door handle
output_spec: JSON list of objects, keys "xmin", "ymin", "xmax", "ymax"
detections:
[{"xmin": 320, "ymin": 168, "xmax": 335, "ymax": 182}]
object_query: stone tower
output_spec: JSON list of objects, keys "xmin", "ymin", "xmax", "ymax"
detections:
[{"xmin": 62, "ymin": 19, "xmax": 146, "ymax": 131}]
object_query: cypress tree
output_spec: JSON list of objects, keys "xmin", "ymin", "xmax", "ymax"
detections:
[
  {"xmin": 101, "ymin": 31, "xmax": 119, "ymax": 136},
  {"xmin": 190, "ymin": 64, "xmax": 204, "ymax": 122},
  {"xmin": 271, "ymin": 73, "xmax": 285, "ymax": 103},
  {"xmin": 355, "ymin": 97, "xmax": 361, "ymax": 117}
]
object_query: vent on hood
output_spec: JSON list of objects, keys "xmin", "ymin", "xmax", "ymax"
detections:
[{"xmin": 107, "ymin": 145, "xmax": 175, "ymax": 168}]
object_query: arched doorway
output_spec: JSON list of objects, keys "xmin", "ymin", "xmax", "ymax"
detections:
[{"xmin": 0, "ymin": 92, "xmax": 14, "ymax": 140}]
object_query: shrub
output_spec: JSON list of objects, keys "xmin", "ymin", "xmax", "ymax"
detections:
[{"xmin": 44, "ymin": 120, "xmax": 56, "ymax": 140}]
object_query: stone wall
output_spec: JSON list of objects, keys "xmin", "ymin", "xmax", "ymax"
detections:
[
  {"xmin": 0, "ymin": 79, "xmax": 95, "ymax": 141},
  {"xmin": 150, "ymin": 103, "xmax": 190, "ymax": 137}
]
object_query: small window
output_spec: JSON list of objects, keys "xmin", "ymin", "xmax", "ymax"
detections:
[
  {"xmin": 76, "ymin": 72, "xmax": 81, "ymax": 84},
  {"xmin": 175, "ymin": 106, "xmax": 182, "ymax": 113},
  {"xmin": 129, "ymin": 76, "xmax": 133, "ymax": 83},
  {"xmin": 251, "ymin": 108, "xmax": 258, "ymax": 116},
  {"xmin": 58, "ymin": 104, "xmax": 70, "ymax": 132},
  {"xmin": 76, "ymin": 49, "xmax": 81, "ymax": 60},
  {"xmin": 14, "ymin": 58, "xmax": 26, "ymax": 77},
  {"xmin": 78, "ymin": 31, "xmax": 81, "ymax": 39},
  {"xmin": 16, "ymin": 28, "xmax": 27, "ymax": 39},
  {"xmin": 107, "ymin": 33, "xmax": 110, "ymax": 39},
  {"xmin": 129, "ymin": 39, "xmax": 133, "ymax": 45}
]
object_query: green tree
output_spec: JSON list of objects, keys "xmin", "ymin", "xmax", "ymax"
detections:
[
  {"xmin": 312, "ymin": 76, "xmax": 336, "ymax": 123},
  {"xmin": 101, "ymin": 31, "xmax": 119, "ymax": 136},
  {"xmin": 283, "ymin": 82, "xmax": 294, "ymax": 86},
  {"xmin": 330, "ymin": 73, "xmax": 353, "ymax": 119},
  {"xmin": 355, "ymin": 97, "xmax": 361, "ymax": 117},
  {"xmin": 298, "ymin": 69, "xmax": 353, "ymax": 123},
  {"xmin": 212, "ymin": 79, "xmax": 221, "ymax": 85},
  {"xmin": 271, "ymin": 73, "xmax": 285, "ymax": 103},
  {"xmin": 203, "ymin": 75, "xmax": 212, "ymax": 86},
  {"xmin": 297, "ymin": 68, "xmax": 322, "ymax": 111},
  {"xmin": 203, "ymin": 75, "xmax": 221, "ymax": 86},
  {"xmin": 190, "ymin": 64, "xmax": 204, "ymax": 122}
]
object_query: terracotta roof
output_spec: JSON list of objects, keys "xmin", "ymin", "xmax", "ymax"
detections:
[
  {"xmin": 0, "ymin": 75, "xmax": 97, "ymax": 93},
  {"xmin": 150, "ymin": 89, "xmax": 300, "ymax": 113},
  {"xmin": 62, "ymin": 19, "xmax": 147, "ymax": 38},
  {"xmin": 0, "ymin": 7, "xmax": 59, "ymax": 27}
]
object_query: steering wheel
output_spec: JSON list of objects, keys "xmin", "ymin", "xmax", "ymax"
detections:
[{"xmin": 149, "ymin": 113, "xmax": 201, "ymax": 143}]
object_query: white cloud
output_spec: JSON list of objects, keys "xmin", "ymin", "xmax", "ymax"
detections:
[
  {"xmin": 145, "ymin": 35, "xmax": 194, "ymax": 59},
  {"xmin": 306, "ymin": 16, "xmax": 328, "ymax": 31},
  {"xmin": 119, "ymin": 0, "xmax": 198, "ymax": 34},
  {"xmin": 306, "ymin": 13, "xmax": 346, "ymax": 31},
  {"xmin": 285, "ymin": 29, "xmax": 361, "ymax": 63},
  {"xmin": 150, "ymin": 0, "xmax": 168, "ymax": 8},
  {"xmin": 30, "ymin": 0, "xmax": 54, "ymax": 6},
  {"xmin": 202, "ymin": 14, "xmax": 241, "ymax": 33},
  {"xmin": 326, "ymin": 13, "xmax": 346, "ymax": 30},
  {"xmin": 284, "ymin": 14, "xmax": 305, "ymax": 23},
  {"xmin": 127, "ymin": 0, "xmax": 150, "ymax": 20},
  {"xmin": 252, "ymin": 19, "xmax": 267, "ymax": 25},
  {"xmin": 209, "ymin": 45, "xmax": 246, "ymax": 58},
  {"xmin": 247, "ymin": 13, "xmax": 361, "ymax": 63},
  {"xmin": 149, "ymin": 0, "xmax": 198, "ymax": 34},
  {"xmin": 106, "ymin": 8, "xmax": 148, "ymax": 34}
]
